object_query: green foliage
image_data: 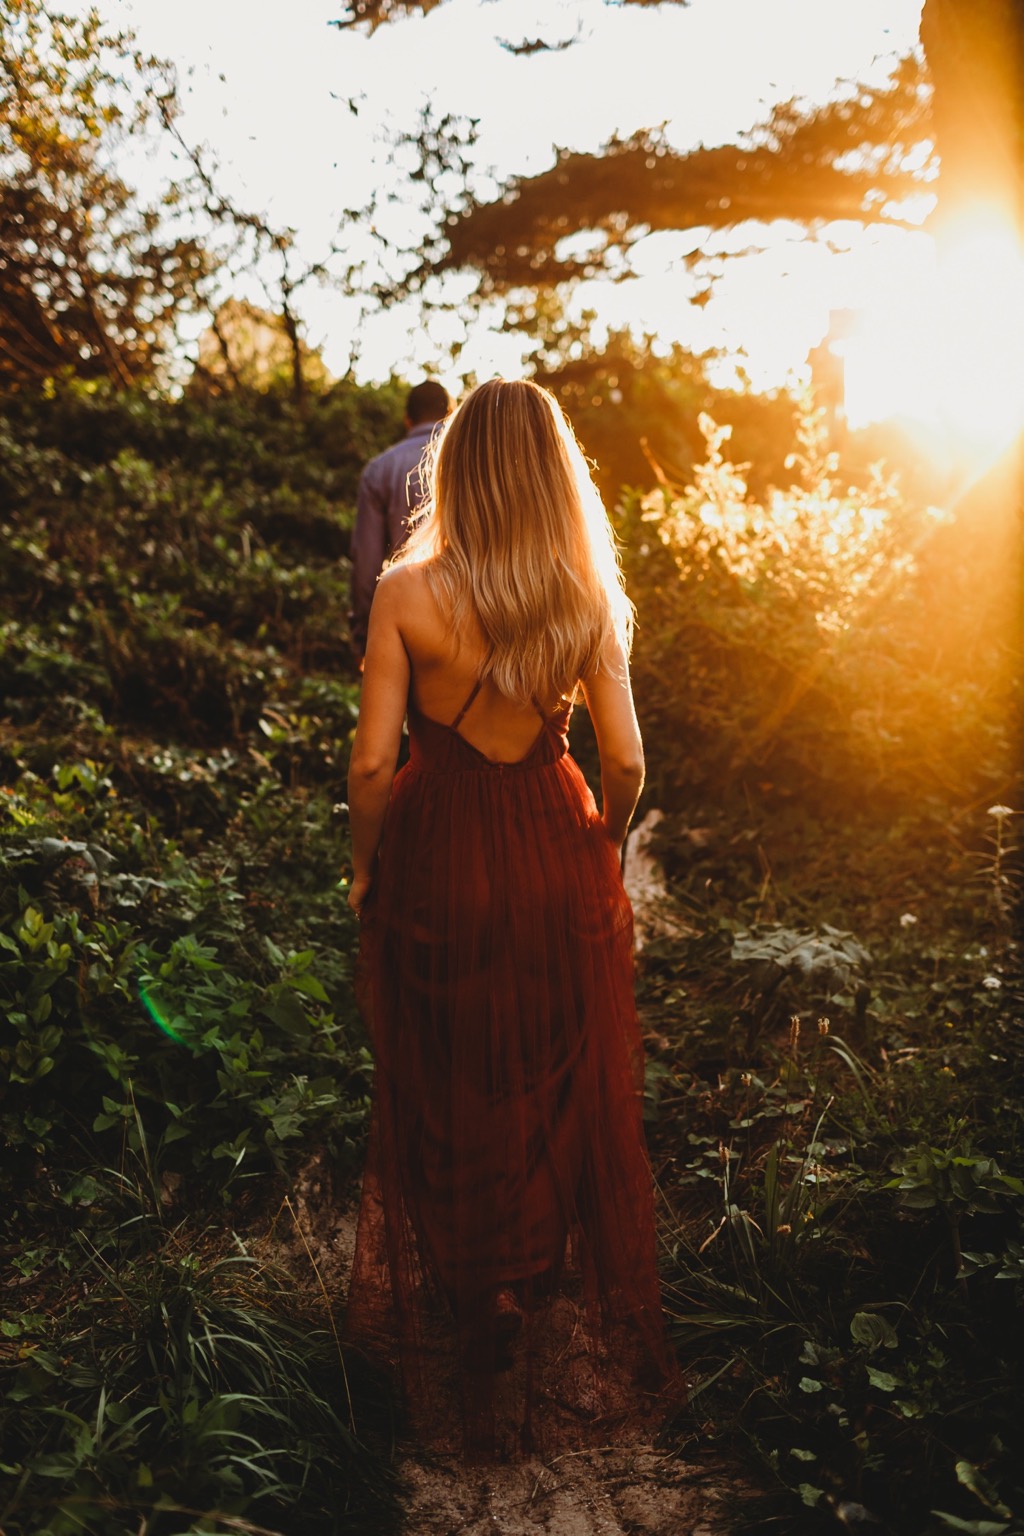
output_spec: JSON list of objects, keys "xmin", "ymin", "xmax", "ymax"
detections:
[
  {"xmin": 0, "ymin": 1187, "xmax": 399, "ymax": 1535},
  {"xmin": 619, "ymin": 409, "xmax": 1010, "ymax": 809},
  {"xmin": 0, "ymin": 379, "xmax": 408, "ymax": 1201},
  {"xmin": 891, "ymin": 1145, "xmax": 1024, "ymax": 1219},
  {"xmin": 0, "ymin": 379, "xmax": 403, "ymax": 738},
  {"xmin": 0, "ymin": 763, "xmax": 369, "ymax": 1200},
  {"xmin": 3, "ymin": 360, "xmax": 1018, "ymax": 1536},
  {"xmin": 642, "ymin": 791, "xmax": 1024, "ymax": 1534},
  {"xmin": 617, "ymin": 387, "xmax": 1019, "ymax": 1536},
  {"xmin": 0, "ymin": 378, "xmax": 403, "ymax": 1527}
]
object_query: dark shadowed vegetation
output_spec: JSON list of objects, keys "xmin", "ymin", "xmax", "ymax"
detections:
[
  {"xmin": 0, "ymin": 380, "xmax": 407, "ymax": 1535},
  {"xmin": 3, "ymin": 0, "xmax": 1023, "ymax": 1531},
  {"xmin": 2, "ymin": 374, "xmax": 1020, "ymax": 1535}
]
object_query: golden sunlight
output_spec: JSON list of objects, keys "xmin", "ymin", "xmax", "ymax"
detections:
[{"xmin": 841, "ymin": 204, "xmax": 1024, "ymax": 471}]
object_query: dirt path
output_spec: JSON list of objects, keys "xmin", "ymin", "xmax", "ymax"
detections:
[
  {"xmin": 394, "ymin": 1442, "xmax": 736, "ymax": 1535},
  {"xmin": 274, "ymin": 1160, "xmax": 740, "ymax": 1536},
  {"xmin": 270, "ymin": 814, "xmax": 747, "ymax": 1534}
]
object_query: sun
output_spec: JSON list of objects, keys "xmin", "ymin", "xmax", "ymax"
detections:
[{"xmin": 839, "ymin": 204, "xmax": 1024, "ymax": 469}]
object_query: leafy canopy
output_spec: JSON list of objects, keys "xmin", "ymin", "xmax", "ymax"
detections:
[{"xmin": 0, "ymin": 0, "xmax": 213, "ymax": 388}]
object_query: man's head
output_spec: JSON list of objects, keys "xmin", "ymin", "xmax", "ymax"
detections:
[{"xmin": 405, "ymin": 379, "xmax": 451, "ymax": 427}]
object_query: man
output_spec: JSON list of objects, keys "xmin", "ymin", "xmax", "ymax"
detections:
[{"xmin": 349, "ymin": 379, "xmax": 451, "ymax": 660}]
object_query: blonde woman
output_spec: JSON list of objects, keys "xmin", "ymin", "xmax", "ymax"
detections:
[{"xmin": 344, "ymin": 379, "xmax": 675, "ymax": 1458}]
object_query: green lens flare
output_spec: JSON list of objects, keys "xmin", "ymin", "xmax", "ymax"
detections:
[{"xmin": 138, "ymin": 980, "xmax": 189, "ymax": 1046}]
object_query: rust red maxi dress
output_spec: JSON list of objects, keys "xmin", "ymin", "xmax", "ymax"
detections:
[{"xmin": 346, "ymin": 679, "xmax": 674, "ymax": 1458}]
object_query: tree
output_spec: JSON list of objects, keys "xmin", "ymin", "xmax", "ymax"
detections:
[
  {"xmin": 420, "ymin": 63, "xmax": 932, "ymax": 298},
  {"xmin": 917, "ymin": 0, "xmax": 1024, "ymax": 924},
  {"xmin": 333, "ymin": 0, "xmax": 448, "ymax": 31},
  {"xmin": 0, "ymin": 1, "xmax": 213, "ymax": 389},
  {"xmin": 193, "ymin": 299, "xmax": 333, "ymax": 395},
  {"xmin": 338, "ymin": 5, "xmax": 935, "ymax": 501},
  {"xmin": 506, "ymin": 309, "xmax": 796, "ymax": 501},
  {"xmin": 336, "ymin": 3, "xmax": 933, "ymax": 308},
  {"xmin": 331, "ymin": 0, "xmax": 675, "ymax": 35},
  {"xmin": 919, "ymin": 0, "xmax": 1022, "ymax": 225}
]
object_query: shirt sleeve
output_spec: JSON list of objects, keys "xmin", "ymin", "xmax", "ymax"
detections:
[{"xmin": 349, "ymin": 460, "xmax": 388, "ymax": 656}]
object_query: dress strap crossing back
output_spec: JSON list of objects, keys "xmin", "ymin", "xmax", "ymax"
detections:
[
  {"xmin": 448, "ymin": 678, "xmax": 564, "ymax": 739},
  {"xmin": 449, "ymin": 676, "xmax": 483, "ymax": 731}
]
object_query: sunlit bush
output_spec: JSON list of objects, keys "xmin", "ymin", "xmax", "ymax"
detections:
[{"xmin": 619, "ymin": 409, "xmax": 1008, "ymax": 809}]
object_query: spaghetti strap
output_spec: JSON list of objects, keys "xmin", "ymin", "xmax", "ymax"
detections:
[{"xmin": 449, "ymin": 677, "xmax": 483, "ymax": 731}]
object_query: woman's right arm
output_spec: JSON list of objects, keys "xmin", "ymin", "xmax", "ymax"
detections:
[
  {"xmin": 580, "ymin": 633, "xmax": 645, "ymax": 853},
  {"xmin": 346, "ymin": 568, "xmax": 411, "ymax": 912}
]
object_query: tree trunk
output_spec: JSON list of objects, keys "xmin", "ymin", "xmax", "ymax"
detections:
[{"xmin": 920, "ymin": 0, "xmax": 1024, "ymax": 929}]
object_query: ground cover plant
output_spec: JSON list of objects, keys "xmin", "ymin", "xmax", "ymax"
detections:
[
  {"xmin": 638, "ymin": 797, "xmax": 1024, "ymax": 1534},
  {"xmin": 619, "ymin": 419, "xmax": 1023, "ymax": 1532},
  {"xmin": 1, "ymin": 380, "xmax": 404, "ymax": 1535},
  {"xmin": 1, "ymin": 379, "xmax": 1020, "ymax": 1534}
]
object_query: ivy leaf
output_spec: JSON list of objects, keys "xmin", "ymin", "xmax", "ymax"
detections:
[
  {"xmin": 954, "ymin": 1460, "xmax": 1012, "ymax": 1519},
  {"xmin": 289, "ymin": 972, "xmax": 329, "ymax": 1004}
]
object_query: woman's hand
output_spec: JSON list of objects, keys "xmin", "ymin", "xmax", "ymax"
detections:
[{"xmin": 347, "ymin": 873, "xmax": 374, "ymax": 916}]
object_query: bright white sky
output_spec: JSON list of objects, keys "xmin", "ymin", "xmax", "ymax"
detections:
[{"xmin": 96, "ymin": 0, "xmax": 928, "ymax": 391}]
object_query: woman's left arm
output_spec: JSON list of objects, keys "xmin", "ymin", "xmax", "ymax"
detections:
[{"xmin": 346, "ymin": 568, "xmax": 411, "ymax": 913}]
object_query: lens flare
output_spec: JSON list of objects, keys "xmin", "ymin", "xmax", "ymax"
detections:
[
  {"xmin": 138, "ymin": 979, "xmax": 190, "ymax": 1047},
  {"xmin": 841, "ymin": 203, "xmax": 1024, "ymax": 473}
]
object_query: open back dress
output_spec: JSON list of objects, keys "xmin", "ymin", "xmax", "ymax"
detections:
[{"xmin": 346, "ymin": 677, "xmax": 675, "ymax": 1459}]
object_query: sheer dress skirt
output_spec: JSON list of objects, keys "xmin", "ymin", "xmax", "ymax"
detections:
[{"xmin": 346, "ymin": 695, "xmax": 675, "ymax": 1458}]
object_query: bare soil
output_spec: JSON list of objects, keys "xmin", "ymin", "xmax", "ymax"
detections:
[
  {"xmin": 268, "ymin": 1155, "xmax": 743, "ymax": 1536},
  {"xmin": 264, "ymin": 814, "xmax": 751, "ymax": 1534}
]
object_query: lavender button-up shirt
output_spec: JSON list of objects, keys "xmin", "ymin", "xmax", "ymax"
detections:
[{"xmin": 348, "ymin": 420, "xmax": 440, "ymax": 655}]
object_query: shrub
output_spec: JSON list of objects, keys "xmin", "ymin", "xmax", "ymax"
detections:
[
  {"xmin": 0, "ymin": 757, "xmax": 369, "ymax": 1203},
  {"xmin": 618, "ymin": 411, "xmax": 1010, "ymax": 811}
]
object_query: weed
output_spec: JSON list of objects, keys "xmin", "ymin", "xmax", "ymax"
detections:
[{"xmin": 0, "ymin": 1179, "xmax": 399, "ymax": 1536}]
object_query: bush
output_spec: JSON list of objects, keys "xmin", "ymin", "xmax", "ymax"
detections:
[
  {"xmin": 638, "ymin": 787, "xmax": 1024, "ymax": 1532},
  {"xmin": 0, "ymin": 754, "xmax": 369, "ymax": 1203},
  {"xmin": 619, "ymin": 410, "xmax": 1011, "ymax": 811},
  {"xmin": 0, "ymin": 382, "xmax": 402, "ymax": 745}
]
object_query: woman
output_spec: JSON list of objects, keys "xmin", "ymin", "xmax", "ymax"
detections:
[{"xmin": 344, "ymin": 379, "xmax": 674, "ymax": 1459}]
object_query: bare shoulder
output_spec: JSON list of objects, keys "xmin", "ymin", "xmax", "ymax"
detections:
[
  {"xmin": 374, "ymin": 562, "xmax": 443, "ymax": 641},
  {"xmin": 369, "ymin": 565, "xmax": 445, "ymax": 666},
  {"xmin": 376, "ymin": 559, "xmax": 420, "ymax": 592},
  {"xmin": 374, "ymin": 561, "xmax": 429, "ymax": 615}
]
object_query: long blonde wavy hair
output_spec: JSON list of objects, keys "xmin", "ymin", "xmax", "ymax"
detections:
[{"xmin": 395, "ymin": 378, "xmax": 633, "ymax": 705}]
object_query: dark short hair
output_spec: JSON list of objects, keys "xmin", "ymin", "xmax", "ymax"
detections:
[{"xmin": 406, "ymin": 379, "xmax": 451, "ymax": 425}]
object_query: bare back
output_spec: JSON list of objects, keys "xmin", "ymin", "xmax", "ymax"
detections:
[{"xmin": 388, "ymin": 563, "xmax": 565, "ymax": 764}]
